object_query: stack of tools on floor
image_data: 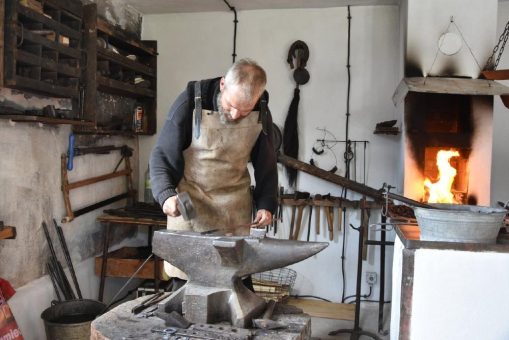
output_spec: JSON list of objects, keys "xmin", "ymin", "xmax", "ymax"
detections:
[
  {"xmin": 42, "ymin": 219, "xmax": 82, "ymax": 301},
  {"xmin": 281, "ymin": 191, "xmax": 347, "ymax": 241}
]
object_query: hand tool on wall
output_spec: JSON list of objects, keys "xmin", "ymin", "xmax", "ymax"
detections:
[
  {"xmin": 61, "ymin": 145, "xmax": 135, "ymax": 223},
  {"xmin": 275, "ymin": 186, "xmax": 284, "ymax": 234},
  {"xmin": 306, "ymin": 204, "xmax": 313, "ymax": 242},
  {"xmin": 337, "ymin": 205, "xmax": 343, "ymax": 231},
  {"xmin": 292, "ymin": 191, "xmax": 310, "ymax": 240},
  {"xmin": 289, "ymin": 203, "xmax": 297, "ymax": 240},
  {"xmin": 323, "ymin": 194, "xmax": 334, "ymax": 241},
  {"xmin": 314, "ymin": 194, "xmax": 321, "ymax": 235}
]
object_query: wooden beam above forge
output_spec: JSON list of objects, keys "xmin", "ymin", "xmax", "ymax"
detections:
[{"xmin": 392, "ymin": 77, "xmax": 509, "ymax": 106}]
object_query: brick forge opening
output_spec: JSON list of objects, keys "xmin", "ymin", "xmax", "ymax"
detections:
[{"xmin": 403, "ymin": 92, "xmax": 494, "ymax": 206}]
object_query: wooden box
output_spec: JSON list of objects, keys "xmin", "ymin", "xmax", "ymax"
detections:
[{"xmin": 95, "ymin": 246, "xmax": 165, "ymax": 279}]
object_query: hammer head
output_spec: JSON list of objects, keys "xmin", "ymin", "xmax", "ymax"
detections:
[{"xmin": 176, "ymin": 192, "xmax": 196, "ymax": 221}]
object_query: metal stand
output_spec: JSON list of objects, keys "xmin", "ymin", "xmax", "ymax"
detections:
[{"xmin": 329, "ymin": 203, "xmax": 382, "ymax": 340}]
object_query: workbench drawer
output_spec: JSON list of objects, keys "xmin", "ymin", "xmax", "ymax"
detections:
[{"xmin": 95, "ymin": 246, "xmax": 165, "ymax": 279}]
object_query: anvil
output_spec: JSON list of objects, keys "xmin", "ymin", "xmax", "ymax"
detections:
[{"xmin": 152, "ymin": 230, "xmax": 328, "ymax": 328}]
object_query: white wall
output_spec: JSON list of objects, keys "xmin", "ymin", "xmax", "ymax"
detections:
[
  {"xmin": 140, "ymin": 6, "xmax": 402, "ymax": 302},
  {"xmin": 491, "ymin": 2, "xmax": 509, "ymax": 205}
]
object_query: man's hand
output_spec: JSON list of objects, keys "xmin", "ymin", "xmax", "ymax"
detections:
[
  {"xmin": 162, "ymin": 196, "xmax": 181, "ymax": 217},
  {"xmin": 253, "ymin": 209, "xmax": 272, "ymax": 226}
]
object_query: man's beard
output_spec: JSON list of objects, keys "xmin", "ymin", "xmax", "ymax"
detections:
[{"xmin": 216, "ymin": 92, "xmax": 236, "ymax": 125}]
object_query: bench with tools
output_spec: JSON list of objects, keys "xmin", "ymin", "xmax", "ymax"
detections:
[{"xmin": 279, "ymin": 192, "xmax": 381, "ymax": 241}]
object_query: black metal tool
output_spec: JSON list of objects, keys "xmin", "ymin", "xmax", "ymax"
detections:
[
  {"xmin": 42, "ymin": 221, "xmax": 76, "ymax": 300},
  {"xmin": 306, "ymin": 204, "xmax": 313, "ymax": 242},
  {"xmin": 53, "ymin": 219, "xmax": 82, "ymax": 299}
]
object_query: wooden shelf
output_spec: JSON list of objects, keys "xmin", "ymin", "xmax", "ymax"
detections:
[
  {"xmin": 79, "ymin": 3, "xmax": 157, "ymax": 136},
  {"xmin": 3, "ymin": 0, "xmax": 83, "ymax": 100},
  {"xmin": 0, "ymin": 114, "xmax": 94, "ymax": 125}
]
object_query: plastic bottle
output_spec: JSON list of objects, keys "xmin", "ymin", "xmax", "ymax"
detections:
[{"xmin": 144, "ymin": 165, "xmax": 154, "ymax": 204}]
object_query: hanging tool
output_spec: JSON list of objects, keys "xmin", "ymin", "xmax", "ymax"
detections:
[
  {"xmin": 290, "ymin": 191, "xmax": 310, "ymax": 240},
  {"xmin": 323, "ymin": 194, "xmax": 334, "ymax": 241},
  {"xmin": 314, "ymin": 194, "xmax": 321, "ymax": 235},
  {"xmin": 289, "ymin": 203, "xmax": 297, "ymax": 240},
  {"xmin": 337, "ymin": 205, "xmax": 343, "ymax": 231},
  {"xmin": 306, "ymin": 204, "xmax": 313, "ymax": 242}
]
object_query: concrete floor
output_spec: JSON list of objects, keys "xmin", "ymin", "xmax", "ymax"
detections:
[{"xmin": 310, "ymin": 302, "xmax": 391, "ymax": 340}]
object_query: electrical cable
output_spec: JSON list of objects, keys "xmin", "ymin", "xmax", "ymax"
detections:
[
  {"xmin": 340, "ymin": 5, "xmax": 352, "ymax": 304},
  {"xmin": 343, "ymin": 285, "xmax": 373, "ymax": 303},
  {"xmin": 290, "ymin": 295, "xmax": 331, "ymax": 302},
  {"xmin": 222, "ymin": 0, "xmax": 238, "ymax": 63}
]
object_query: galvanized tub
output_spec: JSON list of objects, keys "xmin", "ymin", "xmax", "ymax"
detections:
[
  {"xmin": 41, "ymin": 299, "xmax": 105, "ymax": 340},
  {"xmin": 414, "ymin": 204, "xmax": 507, "ymax": 244}
]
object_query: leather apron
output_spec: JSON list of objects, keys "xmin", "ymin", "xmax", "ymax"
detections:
[{"xmin": 164, "ymin": 81, "xmax": 263, "ymax": 279}]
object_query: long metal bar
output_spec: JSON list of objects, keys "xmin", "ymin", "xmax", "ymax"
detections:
[
  {"xmin": 72, "ymin": 193, "xmax": 129, "ymax": 219},
  {"xmin": 278, "ymin": 153, "xmax": 431, "ymax": 208},
  {"xmin": 53, "ymin": 219, "xmax": 82, "ymax": 299}
]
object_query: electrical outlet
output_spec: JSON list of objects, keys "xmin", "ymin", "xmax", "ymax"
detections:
[{"xmin": 366, "ymin": 272, "xmax": 377, "ymax": 286}]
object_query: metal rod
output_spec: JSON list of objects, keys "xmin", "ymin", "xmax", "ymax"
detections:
[
  {"xmin": 73, "ymin": 193, "xmax": 129, "ymax": 218},
  {"xmin": 53, "ymin": 219, "xmax": 82, "ymax": 299},
  {"xmin": 47, "ymin": 262, "xmax": 62, "ymax": 302},
  {"xmin": 104, "ymin": 253, "xmax": 154, "ymax": 311}
]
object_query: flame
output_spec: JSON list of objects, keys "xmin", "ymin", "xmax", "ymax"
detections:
[{"xmin": 424, "ymin": 150, "xmax": 460, "ymax": 203}]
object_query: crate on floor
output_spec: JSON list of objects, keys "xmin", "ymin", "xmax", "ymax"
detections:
[{"xmin": 252, "ymin": 267, "xmax": 297, "ymax": 302}]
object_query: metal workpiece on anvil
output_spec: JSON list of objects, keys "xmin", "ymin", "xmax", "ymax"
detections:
[{"xmin": 152, "ymin": 230, "xmax": 328, "ymax": 328}]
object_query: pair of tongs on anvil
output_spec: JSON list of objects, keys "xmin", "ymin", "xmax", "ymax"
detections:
[{"xmin": 131, "ymin": 291, "xmax": 170, "ymax": 314}]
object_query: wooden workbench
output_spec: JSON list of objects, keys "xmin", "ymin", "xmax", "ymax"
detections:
[{"xmin": 96, "ymin": 212, "xmax": 166, "ymax": 302}]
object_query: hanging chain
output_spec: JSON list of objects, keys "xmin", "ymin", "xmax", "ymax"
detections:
[{"xmin": 484, "ymin": 20, "xmax": 509, "ymax": 70}]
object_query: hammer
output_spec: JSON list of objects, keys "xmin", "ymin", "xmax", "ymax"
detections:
[
  {"xmin": 252, "ymin": 300, "xmax": 286, "ymax": 330},
  {"xmin": 176, "ymin": 192, "xmax": 196, "ymax": 221}
]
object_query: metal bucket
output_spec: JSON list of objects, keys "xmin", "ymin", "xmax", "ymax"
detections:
[
  {"xmin": 414, "ymin": 204, "xmax": 507, "ymax": 244},
  {"xmin": 41, "ymin": 299, "xmax": 105, "ymax": 340}
]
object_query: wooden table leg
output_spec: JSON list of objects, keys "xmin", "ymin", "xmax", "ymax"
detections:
[{"xmin": 98, "ymin": 222, "xmax": 111, "ymax": 302}]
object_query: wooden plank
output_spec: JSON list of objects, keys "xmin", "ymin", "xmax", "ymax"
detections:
[
  {"xmin": 94, "ymin": 247, "xmax": 165, "ymax": 279},
  {"xmin": 286, "ymin": 298, "xmax": 355, "ymax": 321},
  {"xmin": 0, "ymin": 114, "xmax": 94, "ymax": 125},
  {"xmin": 82, "ymin": 3, "xmax": 97, "ymax": 125},
  {"xmin": 0, "ymin": 227, "xmax": 16, "ymax": 240},
  {"xmin": 9, "ymin": 75, "xmax": 77, "ymax": 97},
  {"xmin": 98, "ymin": 47, "xmax": 155, "ymax": 77},
  {"xmin": 481, "ymin": 69, "xmax": 509, "ymax": 80},
  {"xmin": 16, "ymin": 49, "xmax": 80, "ymax": 77},
  {"xmin": 67, "ymin": 168, "xmax": 130, "ymax": 190},
  {"xmin": 16, "ymin": 26, "xmax": 81, "ymax": 59},
  {"xmin": 97, "ymin": 19, "xmax": 157, "ymax": 56},
  {"xmin": 98, "ymin": 75, "xmax": 155, "ymax": 98},
  {"xmin": 17, "ymin": 5, "xmax": 80, "ymax": 40},
  {"xmin": 45, "ymin": 0, "xmax": 82, "ymax": 17}
]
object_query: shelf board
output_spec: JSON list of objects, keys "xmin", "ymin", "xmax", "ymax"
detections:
[
  {"xmin": 15, "ymin": 26, "xmax": 81, "ymax": 59},
  {"xmin": 17, "ymin": 4, "xmax": 81, "ymax": 40},
  {"xmin": 5, "ymin": 75, "xmax": 79, "ymax": 97},
  {"xmin": 97, "ymin": 19, "xmax": 157, "ymax": 56},
  {"xmin": 0, "ymin": 227, "xmax": 16, "ymax": 240},
  {"xmin": 97, "ymin": 47, "xmax": 155, "ymax": 77},
  {"xmin": 0, "ymin": 114, "xmax": 94, "ymax": 126},
  {"xmin": 97, "ymin": 75, "xmax": 155, "ymax": 98}
]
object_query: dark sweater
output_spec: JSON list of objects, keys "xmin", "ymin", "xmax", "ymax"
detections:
[{"xmin": 149, "ymin": 77, "xmax": 278, "ymax": 214}]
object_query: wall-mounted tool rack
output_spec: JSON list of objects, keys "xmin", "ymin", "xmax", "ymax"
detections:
[
  {"xmin": 60, "ymin": 145, "xmax": 135, "ymax": 223},
  {"xmin": 0, "ymin": 0, "xmax": 89, "ymax": 125},
  {"xmin": 77, "ymin": 3, "xmax": 157, "ymax": 135}
]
